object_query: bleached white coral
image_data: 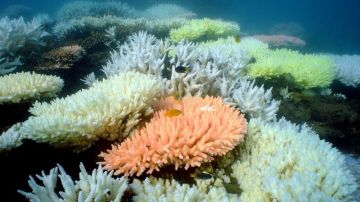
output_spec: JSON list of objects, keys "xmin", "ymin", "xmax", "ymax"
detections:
[
  {"xmin": 18, "ymin": 163, "xmax": 128, "ymax": 202},
  {"xmin": 103, "ymin": 31, "xmax": 170, "ymax": 77},
  {"xmin": 0, "ymin": 56, "xmax": 22, "ymax": 75},
  {"xmin": 102, "ymin": 32, "xmax": 251, "ymax": 98},
  {"xmin": 328, "ymin": 54, "xmax": 360, "ymax": 87},
  {"xmin": 80, "ymin": 72, "xmax": 96, "ymax": 87},
  {"xmin": 232, "ymin": 118, "xmax": 358, "ymax": 202},
  {"xmin": 0, "ymin": 16, "xmax": 48, "ymax": 57},
  {"xmin": 56, "ymin": 0, "xmax": 136, "ymax": 21},
  {"xmin": 0, "ymin": 123, "xmax": 23, "ymax": 152},
  {"xmin": 131, "ymin": 177, "xmax": 238, "ymax": 202},
  {"xmin": 217, "ymin": 78, "xmax": 280, "ymax": 121},
  {"xmin": 140, "ymin": 3, "xmax": 196, "ymax": 19},
  {"xmin": 0, "ymin": 72, "xmax": 64, "ymax": 104},
  {"xmin": 19, "ymin": 72, "xmax": 162, "ymax": 150}
]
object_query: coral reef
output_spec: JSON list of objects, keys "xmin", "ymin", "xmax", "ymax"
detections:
[
  {"xmin": 0, "ymin": 72, "xmax": 63, "ymax": 104},
  {"xmin": 19, "ymin": 72, "xmax": 162, "ymax": 150},
  {"xmin": 170, "ymin": 18, "xmax": 240, "ymax": 42},
  {"xmin": 100, "ymin": 96, "xmax": 247, "ymax": 176},
  {"xmin": 36, "ymin": 45, "xmax": 86, "ymax": 70},
  {"xmin": 232, "ymin": 118, "xmax": 358, "ymax": 201},
  {"xmin": 19, "ymin": 163, "xmax": 128, "ymax": 201},
  {"xmin": 53, "ymin": 15, "xmax": 187, "ymax": 40}
]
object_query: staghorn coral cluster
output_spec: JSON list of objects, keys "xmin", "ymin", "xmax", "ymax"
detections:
[
  {"xmin": 249, "ymin": 48, "xmax": 336, "ymax": 89},
  {"xmin": 0, "ymin": 55, "xmax": 22, "ymax": 75},
  {"xmin": 217, "ymin": 78, "xmax": 280, "ymax": 121},
  {"xmin": 169, "ymin": 18, "xmax": 240, "ymax": 42},
  {"xmin": 100, "ymin": 96, "xmax": 247, "ymax": 176},
  {"xmin": 0, "ymin": 123, "xmax": 23, "ymax": 152},
  {"xmin": 19, "ymin": 72, "xmax": 163, "ymax": 150},
  {"xmin": 0, "ymin": 72, "xmax": 63, "ymax": 104},
  {"xmin": 19, "ymin": 163, "xmax": 128, "ymax": 202},
  {"xmin": 103, "ymin": 32, "xmax": 252, "ymax": 98},
  {"xmin": 0, "ymin": 16, "xmax": 48, "ymax": 57},
  {"xmin": 36, "ymin": 45, "xmax": 86, "ymax": 70},
  {"xmin": 232, "ymin": 118, "xmax": 358, "ymax": 201}
]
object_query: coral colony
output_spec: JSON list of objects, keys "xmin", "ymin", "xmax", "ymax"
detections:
[{"xmin": 0, "ymin": 1, "xmax": 359, "ymax": 201}]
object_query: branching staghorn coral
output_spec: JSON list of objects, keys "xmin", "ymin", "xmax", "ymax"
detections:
[
  {"xmin": 0, "ymin": 72, "xmax": 64, "ymax": 104},
  {"xmin": 0, "ymin": 123, "xmax": 23, "ymax": 152},
  {"xmin": 215, "ymin": 78, "xmax": 280, "ymax": 121},
  {"xmin": 0, "ymin": 16, "xmax": 49, "ymax": 57},
  {"xmin": 99, "ymin": 96, "xmax": 247, "ymax": 176},
  {"xmin": 19, "ymin": 163, "xmax": 128, "ymax": 202},
  {"xmin": 232, "ymin": 118, "xmax": 358, "ymax": 201},
  {"xmin": 103, "ymin": 31, "xmax": 170, "ymax": 77},
  {"xmin": 102, "ymin": 32, "xmax": 251, "ymax": 98},
  {"xmin": 19, "ymin": 72, "xmax": 163, "ymax": 150},
  {"xmin": 0, "ymin": 56, "xmax": 22, "ymax": 75},
  {"xmin": 131, "ymin": 177, "xmax": 239, "ymax": 202}
]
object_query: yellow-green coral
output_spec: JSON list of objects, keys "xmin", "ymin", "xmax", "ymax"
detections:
[
  {"xmin": 248, "ymin": 49, "xmax": 336, "ymax": 89},
  {"xmin": 169, "ymin": 18, "xmax": 240, "ymax": 42}
]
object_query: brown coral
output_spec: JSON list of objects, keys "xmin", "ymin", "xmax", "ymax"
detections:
[
  {"xmin": 99, "ymin": 96, "xmax": 248, "ymax": 176},
  {"xmin": 36, "ymin": 45, "xmax": 85, "ymax": 70}
]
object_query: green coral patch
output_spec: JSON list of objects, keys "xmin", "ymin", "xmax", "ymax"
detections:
[{"xmin": 249, "ymin": 49, "xmax": 336, "ymax": 89}]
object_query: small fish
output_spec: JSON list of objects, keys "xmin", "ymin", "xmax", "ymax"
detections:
[
  {"xmin": 234, "ymin": 35, "xmax": 241, "ymax": 43},
  {"xmin": 175, "ymin": 65, "xmax": 191, "ymax": 73},
  {"xmin": 248, "ymin": 57, "xmax": 256, "ymax": 64},
  {"xmin": 165, "ymin": 108, "xmax": 182, "ymax": 117},
  {"xmin": 191, "ymin": 172, "xmax": 213, "ymax": 180}
]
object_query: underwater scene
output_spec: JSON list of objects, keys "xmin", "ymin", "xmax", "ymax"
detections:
[{"xmin": 0, "ymin": 0, "xmax": 360, "ymax": 201}]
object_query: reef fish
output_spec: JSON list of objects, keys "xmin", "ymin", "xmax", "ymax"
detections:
[
  {"xmin": 165, "ymin": 108, "xmax": 182, "ymax": 117},
  {"xmin": 175, "ymin": 65, "xmax": 191, "ymax": 73},
  {"xmin": 235, "ymin": 35, "xmax": 241, "ymax": 43}
]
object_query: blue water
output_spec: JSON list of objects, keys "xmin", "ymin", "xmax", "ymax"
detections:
[{"xmin": 1, "ymin": 0, "xmax": 359, "ymax": 53}]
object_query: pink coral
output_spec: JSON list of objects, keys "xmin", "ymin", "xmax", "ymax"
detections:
[
  {"xmin": 251, "ymin": 34, "xmax": 306, "ymax": 48},
  {"xmin": 99, "ymin": 96, "xmax": 247, "ymax": 176}
]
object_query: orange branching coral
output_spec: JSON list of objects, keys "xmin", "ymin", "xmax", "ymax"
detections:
[{"xmin": 99, "ymin": 96, "xmax": 248, "ymax": 176}]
